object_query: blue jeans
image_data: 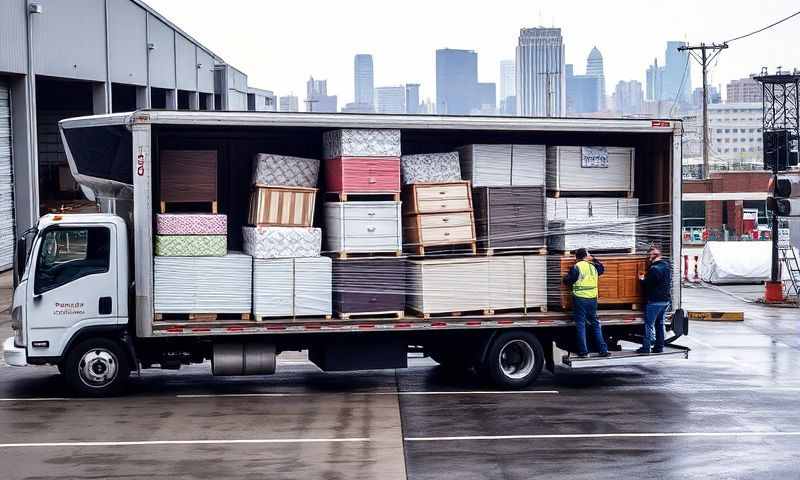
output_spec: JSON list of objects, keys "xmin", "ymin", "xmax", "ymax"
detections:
[
  {"xmin": 573, "ymin": 297, "xmax": 608, "ymax": 355},
  {"xmin": 642, "ymin": 301, "xmax": 670, "ymax": 351}
]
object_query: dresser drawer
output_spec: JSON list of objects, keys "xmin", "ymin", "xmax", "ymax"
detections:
[
  {"xmin": 414, "ymin": 182, "xmax": 470, "ymax": 201},
  {"xmin": 325, "ymin": 202, "xmax": 402, "ymax": 253},
  {"xmin": 326, "ymin": 157, "xmax": 401, "ymax": 193},
  {"xmin": 418, "ymin": 212, "xmax": 473, "ymax": 229},
  {"xmin": 415, "ymin": 197, "xmax": 471, "ymax": 214},
  {"xmin": 343, "ymin": 202, "xmax": 401, "ymax": 221},
  {"xmin": 419, "ymin": 224, "xmax": 474, "ymax": 244},
  {"xmin": 344, "ymin": 219, "xmax": 400, "ymax": 238}
]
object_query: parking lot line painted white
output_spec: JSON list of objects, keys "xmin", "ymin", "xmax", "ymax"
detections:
[
  {"xmin": 0, "ymin": 398, "xmax": 76, "ymax": 402},
  {"xmin": 175, "ymin": 390, "xmax": 559, "ymax": 398},
  {"xmin": 404, "ymin": 431, "xmax": 800, "ymax": 442},
  {"xmin": 0, "ymin": 437, "xmax": 371, "ymax": 449}
]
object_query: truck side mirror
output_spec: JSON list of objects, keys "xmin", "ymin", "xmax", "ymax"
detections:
[{"xmin": 14, "ymin": 237, "xmax": 27, "ymax": 288}]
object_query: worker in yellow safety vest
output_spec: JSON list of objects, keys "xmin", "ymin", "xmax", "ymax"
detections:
[{"xmin": 562, "ymin": 248, "xmax": 610, "ymax": 358}]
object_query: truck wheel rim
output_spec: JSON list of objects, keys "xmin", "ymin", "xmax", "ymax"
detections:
[
  {"xmin": 499, "ymin": 340, "xmax": 535, "ymax": 380},
  {"xmin": 78, "ymin": 349, "xmax": 118, "ymax": 388}
]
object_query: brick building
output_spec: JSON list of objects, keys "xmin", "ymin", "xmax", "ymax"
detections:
[{"xmin": 683, "ymin": 171, "xmax": 770, "ymax": 237}]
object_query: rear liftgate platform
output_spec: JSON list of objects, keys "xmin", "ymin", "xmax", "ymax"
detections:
[{"xmin": 554, "ymin": 308, "xmax": 690, "ymax": 369}]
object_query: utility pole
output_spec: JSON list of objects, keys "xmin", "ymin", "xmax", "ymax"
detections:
[
  {"xmin": 538, "ymin": 70, "xmax": 559, "ymax": 117},
  {"xmin": 678, "ymin": 43, "xmax": 728, "ymax": 179}
]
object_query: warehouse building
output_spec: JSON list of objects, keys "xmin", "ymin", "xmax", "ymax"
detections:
[{"xmin": 0, "ymin": 0, "xmax": 270, "ymax": 270}]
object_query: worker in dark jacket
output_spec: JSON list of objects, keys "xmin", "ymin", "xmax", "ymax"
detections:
[
  {"xmin": 636, "ymin": 245, "xmax": 672, "ymax": 354},
  {"xmin": 563, "ymin": 248, "xmax": 610, "ymax": 358}
]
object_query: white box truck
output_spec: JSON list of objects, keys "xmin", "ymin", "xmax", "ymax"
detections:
[{"xmin": 4, "ymin": 111, "xmax": 689, "ymax": 396}]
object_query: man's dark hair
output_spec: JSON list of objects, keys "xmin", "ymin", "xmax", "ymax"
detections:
[{"xmin": 575, "ymin": 248, "xmax": 588, "ymax": 260}]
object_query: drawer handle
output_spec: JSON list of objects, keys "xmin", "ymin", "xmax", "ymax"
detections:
[
  {"xmin": 370, "ymin": 297, "xmax": 377, "ymax": 302},
  {"xmin": 368, "ymin": 211, "xmax": 375, "ymax": 216},
  {"xmin": 444, "ymin": 232, "xmax": 450, "ymax": 236},
  {"xmin": 368, "ymin": 177, "xmax": 377, "ymax": 184},
  {"xmin": 442, "ymin": 217, "xmax": 449, "ymax": 222},
  {"xmin": 367, "ymin": 226, "xmax": 376, "ymax": 232},
  {"xmin": 441, "ymin": 204, "xmax": 447, "ymax": 208},
  {"xmin": 438, "ymin": 191, "xmax": 446, "ymax": 195}
]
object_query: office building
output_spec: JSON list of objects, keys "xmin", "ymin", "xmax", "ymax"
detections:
[
  {"xmin": 341, "ymin": 102, "xmax": 373, "ymax": 113},
  {"xmin": 692, "ymin": 86, "xmax": 721, "ymax": 108},
  {"xmin": 0, "ymin": 0, "xmax": 271, "ymax": 269},
  {"xmin": 436, "ymin": 49, "xmax": 478, "ymax": 115},
  {"xmin": 726, "ymin": 76, "xmax": 761, "ymax": 103},
  {"xmin": 279, "ymin": 95, "xmax": 299, "ymax": 112},
  {"xmin": 708, "ymin": 103, "xmax": 763, "ymax": 160},
  {"xmin": 565, "ymin": 64, "xmax": 602, "ymax": 115},
  {"xmin": 305, "ymin": 77, "xmax": 337, "ymax": 112},
  {"xmin": 516, "ymin": 27, "xmax": 566, "ymax": 117},
  {"xmin": 375, "ymin": 86, "xmax": 406, "ymax": 114},
  {"xmin": 662, "ymin": 41, "xmax": 691, "ymax": 106},
  {"xmin": 474, "ymin": 82, "xmax": 497, "ymax": 115},
  {"xmin": 405, "ymin": 84, "xmax": 421, "ymax": 114},
  {"xmin": 247, "ymin": 88, "xmax": 277, "ymax": 112},
  {"xmin": 646, "ymin": 58, "xmax": 664, "ymax": 102},
  {"xmin": 354, "ymin": 54, "xmax": 374, "ymax": 110},
  {"xmin": 586, "ymin": 47, "xmax": 605, "ymax": 110},
  {"xmin": 612, "ymin": 80, "xmax": 644, "ymax": 115}
]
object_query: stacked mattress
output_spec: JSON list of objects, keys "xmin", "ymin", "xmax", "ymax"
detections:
[
  {"xmin": 154, "ymin": 214, "xmax": 227, "ymax": 256},
  {"xmin": 400, "ymin": 152, "xmax": 461, "ymax": 184},
  {"xmin": 154, "ymin": 252, "xmax": 252, "ymax": 313}
]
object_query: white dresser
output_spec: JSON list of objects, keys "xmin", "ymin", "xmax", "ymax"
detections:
[
  {"xmin": 252, "ymin": 257, "xmax": 332, "ymax": 320},
  {"xmin": 325, "ymin": 201, "xmax": 402, "ymax": 254}
]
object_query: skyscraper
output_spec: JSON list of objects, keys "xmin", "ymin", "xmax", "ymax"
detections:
[
  {"xmin": 375, "ymin": 86, "xmax": 406, "ymax": 114},
  {"xmin": 279, "ymin": 95, "xmax": 299, "ymax": 112},
  {"xmin": 613, "ymin": 80, "xmax": 644, "ymax": 115},
  {"xmin": 662, "ymin": 41, "xmax": 691, "ymax": 106},
  {"xmin": 354, "ymin": 54, "xmax": 374, "ymax": 110},
  {"xmin": 305, "ymin": 77, "xmax": 337, "ymax": 112},
  {"xmin": 565, "ymin": 64, "xmax": 602, "ymax": 115},
  {"xmin": 646, "ymin": 59, "xmax": 664, "ymax": 102},
  {"xmin": 586, "ymin": 46, "xmax": 606, "ymax": 110},
  {"xmin": 475, "ymin": 82, "xmax": 497, "ymax": 115},
  {"xmin": 405, "ymin": 84, "xmax": 420, "ymax": 114},
  {"xmin": 435, "ymin": 48, "xmax": 478, "ymax": 115},
  {"xmin": 499, "ymin": 60, "xmax": 516, "ymax": 115},
  {"xmin": 516, "ymin": 28, "xmax": 565, "ymax": 117}
]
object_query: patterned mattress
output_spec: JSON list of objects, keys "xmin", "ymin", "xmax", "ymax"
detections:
[
  {"xmin": 323, "ymin": 129, "xmax": 401, "ymax": 159},
  {"xmin": 252, "ymin": 153, "xmax": 320, "ymax": 188},
  {"xmin": 242, "ymin": 226, "xmax": 322, "ymax": 258},
  {"xmin": 401, "ymin": 152, "xmax": 462, "ymax": 184},
  {"xmin": 154, "ymin": 235, "xmax": 227, "ymax": 256},
  {"xmin": 155, "ymin": 214, "xmax": 228, "ymax": 235}
]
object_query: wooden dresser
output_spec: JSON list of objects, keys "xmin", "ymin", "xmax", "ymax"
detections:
[
  {"xmin": 548, "ymin": 254, "xmax": 647, "ymax": 310},
  {"xmin": 332, "ymin": 258, "xmax": 406, "ymax": 318},
  {"xmin": 247, "ymin": 185, "xmax": 317, "ymax": 227},
  {"xmin": 325, "ymin": 157, "xmax": 401, "ymax": 195},
  {"xmin": 325, "ymin": 201, "xmax": 402, "ymax": 255},
  {"xmin": 473, "ymin": 186, "xmax": 546, "ymax": 253},
  {"xmin": 252, "ymin": 257, "xmax": 332, "ymax": 320},
  {"xmin": 403, "ymin": 181, "xmax": 476, "ymax": 255}
]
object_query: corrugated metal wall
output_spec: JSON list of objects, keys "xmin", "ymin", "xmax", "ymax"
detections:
[
  {"xmin": 0, "ymin": 80, "xmax": 14, "ymax": 270},
  {"xmin": 109, "ymin": 0, "xmax": 147, "ymax": 86},
  {"xmin": 174, "ymin": 34, "xmax": 197, "ymax": 91},
  {"xmin": 197, "ymin": 49, "xmax": 215, "ymax": 93},
  {"xmin": 147, "ymin": 14, "xmax": 176, "ymax": 89},
  {"xmin": 0, "ymin": 0, "xmax": 28, "ymax": 74}
]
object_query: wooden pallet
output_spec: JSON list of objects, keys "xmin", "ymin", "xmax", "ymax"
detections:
[
  {"xmin": 490, "ymin": 305, "xmax": 549, "ymax": 315},
  {"xmin": 254, "ymin": 314, "xmax": 333, "ymax": 322},
  {"xmin": 154, "ymin": 312, "xmax": 250, "ymax": 321},
  {"xmin": 410, "ymin": 242, "xmax": 478, "ymax": 257},
  {"xmin": 479, "ymin": 246, "xmax": 548, "ymax": 257},
  {"xmin": 327, "ymin": 192, "xmax": 401, "ymax": 202},
  {"xmin": 159, "ymin": 200, "xmax": 218, "ymax": 214},
  {"xmin": 333, "ymin": 250, "xmax": 403, "ymax": 260},
  {"xmin": 336, "ymin": 311, "xmax": 405, "ymax": 321}
]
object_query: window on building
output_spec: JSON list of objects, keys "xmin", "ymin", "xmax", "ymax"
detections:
[
  {"xmin": 733, "ymin": 147, "xmax": 738, "ymax": 152},
  {"xmin": 682, "ymin": 201, "xmax": 706, "ymax": 228},
  {"xmin": 724, "ymin": 129, "xmax": 730, "ymax": 133},
  {"xmin": 732, "ymin": 128, "xmax": 738, "ymax": 133},
  {"xmin": 733, "ymin": 138, "xmax": 738, "ymax": 142}
]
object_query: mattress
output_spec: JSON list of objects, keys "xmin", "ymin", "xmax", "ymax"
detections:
[
  {"xmin": 401, "ymin": 152, "xmax": 462, "ymax": 184},
  {"xmin": 154, "ymin": 252, "xmax": 252, "ymax": 313},
  {"xmin": 252, "ymin": 153, "xmax": 320, "ymax": 188},
  {"xmin": 155, "ymin": 214, "xmax": 228, "ymax": 235},
  {"xmin": 547, "ymin": 217, "xmax": 637, "ymax": 252},
  {"xmin": 546, "ymin": 197, "xmax": 639, "ymax": 220},
  {"xmin": 154, "ymin": 235, "xmax": 227, "ymax": 256},
  {"xmin": 323, "ymin": 129, "xmax": 402, "ymax": 159},
  {"xmin": 242, "ymin": 226, "xmax": 322, "ymax": 258}
]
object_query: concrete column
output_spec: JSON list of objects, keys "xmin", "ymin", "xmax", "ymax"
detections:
[
  {"xmin": 92, "ymin": 83, "xmax": 109, "ymax": 114},
  {"xmin": 10, "ymin": 75, "xmax": 39, "ymax": 232},
  {"xmin": 135, "ymin": 86, "xmax": 150, "ymax": 109},
  {"xmin": 206, "ymin": 93, "xmax": 215, "ymax": 111},
  {"xmin": 188, "ymin": 91, "xmax": 200, "ymax": 111},
  {"xmin": 165, "ymin": 89, "xmax": 178, "ymax": 109}
]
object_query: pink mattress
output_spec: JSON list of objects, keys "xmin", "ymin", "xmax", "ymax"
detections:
[{"xmin": 155, "ymin": 213, "xmax": 228, "ymax": 235}]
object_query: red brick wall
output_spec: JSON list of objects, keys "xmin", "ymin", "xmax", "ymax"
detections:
[
  {"xmin": 706, "ymin": 200, "xmax": 723, "ymax": 230},
  {"xmin": 709, "ymin": 171, "xmax": 770, "ymax": 193}
]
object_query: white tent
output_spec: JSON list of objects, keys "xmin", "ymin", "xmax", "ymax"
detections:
[{"xmin": 700, "ymin": 241, "xmax": 794, "ymax": 284}]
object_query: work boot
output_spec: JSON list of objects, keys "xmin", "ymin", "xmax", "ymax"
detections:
[
  {"xmin": 635, "ymin": 347, "xmax": 651, "ymax": 355},
  {"xmin": 597, "ymin": 351, "xmax": 611, "ymax": 358},
  {"xmin": 651, "ymin": 347, "xmax": 664, "ymax": 354},
  {"xmin": 577, "ymin": 352, "xmax": 589, "ymax": 358}
]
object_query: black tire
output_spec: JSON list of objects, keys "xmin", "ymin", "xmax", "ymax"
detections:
[
  {"xmin": 63, "ymin": 338, "xmax": 130, "ymax": 397},
  {"xmin": 483, "ymin": 331, "xmax": 544, "ymax": 389}
]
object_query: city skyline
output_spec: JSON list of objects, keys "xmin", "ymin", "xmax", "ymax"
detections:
[{"xmin": 144, "ymin": 0, "xmax": 800, "ymax": 106}]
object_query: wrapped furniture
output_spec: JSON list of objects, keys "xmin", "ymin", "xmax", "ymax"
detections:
[
  {"xmin": 323, "ymin": 129, "xmax": 402, "ymax": 197},
  {"xmin": 251, "ymin": 154, "xmax": 320, "ymax": 188},
  {"xmin": 325, "ymin": 201, "xmax": 402, "ymax": 255},
  {"xmin": 546, "ymin": 146, "xmax": 635, "ymax": 194},
  {"xmin": 154, "ymin": 252, "xmax": 252, "ymax": 314},
  {"xmin": 155, "ymin": 213, "xmax": 227, "ymax": 236},
  {"xmin": 400, "ymin": 152, "xmax": 461, "ymax": 184},
  {"xmin": 323, "ymin": 129, "xmax": 402, "ymax": 158},
  {"xmin": 332, "ymin": 257, "xmax": 407, "ymax": 319},
  {"xmin": 252, "ymin": 257, "xmax": 332, "ymax": 320},
  {"xmin": 523, "ymin": 255, "xmax": 548, "ymax": 311},
  {"xmin": 242, "ymin": 226, "xmax": 322, "ymax": 258},
  {"xmin": 402, "ymin": 181, "xmax": 476, "ymax": 255},
  {"xmin": 547, "ymin": 217, "xmax": 637, "ymax": 252},
  {"xmin": 473, "ymin": 186, "xmax": 547, "ymax": 253},
  {"xmin": 407, "ymin": 258, "xmax": 490, "ymax": 315},
  {"xmin": 247, "ymin": 185, "xmax": 317, "ymax": 227},
  {"xmin": 548, "ymin": 254, "xmax": 647, "ymax": 310},
  {"xmin": 546, "ymin": 197, "xmax": 639, "ymax": 219},
  {"xmin": 458, "ymin": 144, "xmax": 546, "ymax": 187},
  {"xmin": 159, "ymin": 150, "xmax": 218, "ymax": 212},
  {"xmin": 154, "ymin": 235, "xmax": 226, "ymax": 257}
]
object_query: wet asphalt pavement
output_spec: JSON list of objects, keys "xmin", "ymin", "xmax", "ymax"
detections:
[{"xmin": 1, "ymin": 280, "xmax": 800, "ymax": 479}]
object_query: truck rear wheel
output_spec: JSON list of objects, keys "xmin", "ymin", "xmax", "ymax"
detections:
[
  {"xmin": 63, "ymin": 338, "xmax": 130, "ymax": 397},
  {"xmin": 484, "ymin": 331, "xmax": 544, "ymax": 389}
]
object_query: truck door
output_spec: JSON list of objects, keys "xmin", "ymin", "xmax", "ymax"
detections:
[{"xmin": 26, "ymin": 224, "xmax": 119, "ymax": 359}]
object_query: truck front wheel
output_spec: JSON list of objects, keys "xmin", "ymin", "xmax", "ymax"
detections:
[
  {"xmin": 484, "ymin": 331, "xmax": 544, "ymax": 389},
  {"xmin": 63, "ymin": 338, "xmax": 130, "ymax": 397}
]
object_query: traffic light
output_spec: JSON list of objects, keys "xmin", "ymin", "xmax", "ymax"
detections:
[
  {"xmin": 763, "ymin": 129, "xmax": 799, "ymax": 171},
  {"xmin": 768, "ymin": 175, "xmax": 800, "ymax": 216}
]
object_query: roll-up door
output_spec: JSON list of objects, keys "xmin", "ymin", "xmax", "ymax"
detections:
[{"xmin": 0, "ymin": 80, "xmax": 13, "ymax": 271}]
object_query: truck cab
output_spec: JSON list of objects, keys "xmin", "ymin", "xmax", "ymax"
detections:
[{"xmin": 5, "ymin": 213, "xmax": 131, "ymax": 394}]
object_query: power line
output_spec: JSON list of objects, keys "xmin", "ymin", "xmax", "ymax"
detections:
[
  {"xmin": 725, "ymin": 9, "xmax": 800, "ymax": 43},
  {"xmin": 670, "ymin": 56, "xmax": 691, "ymax": 116}
]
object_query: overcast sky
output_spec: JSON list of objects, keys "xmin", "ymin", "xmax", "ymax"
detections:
[{"xmin": 145, "ymin": 0, "xmax": 800, "ymax": 104}]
